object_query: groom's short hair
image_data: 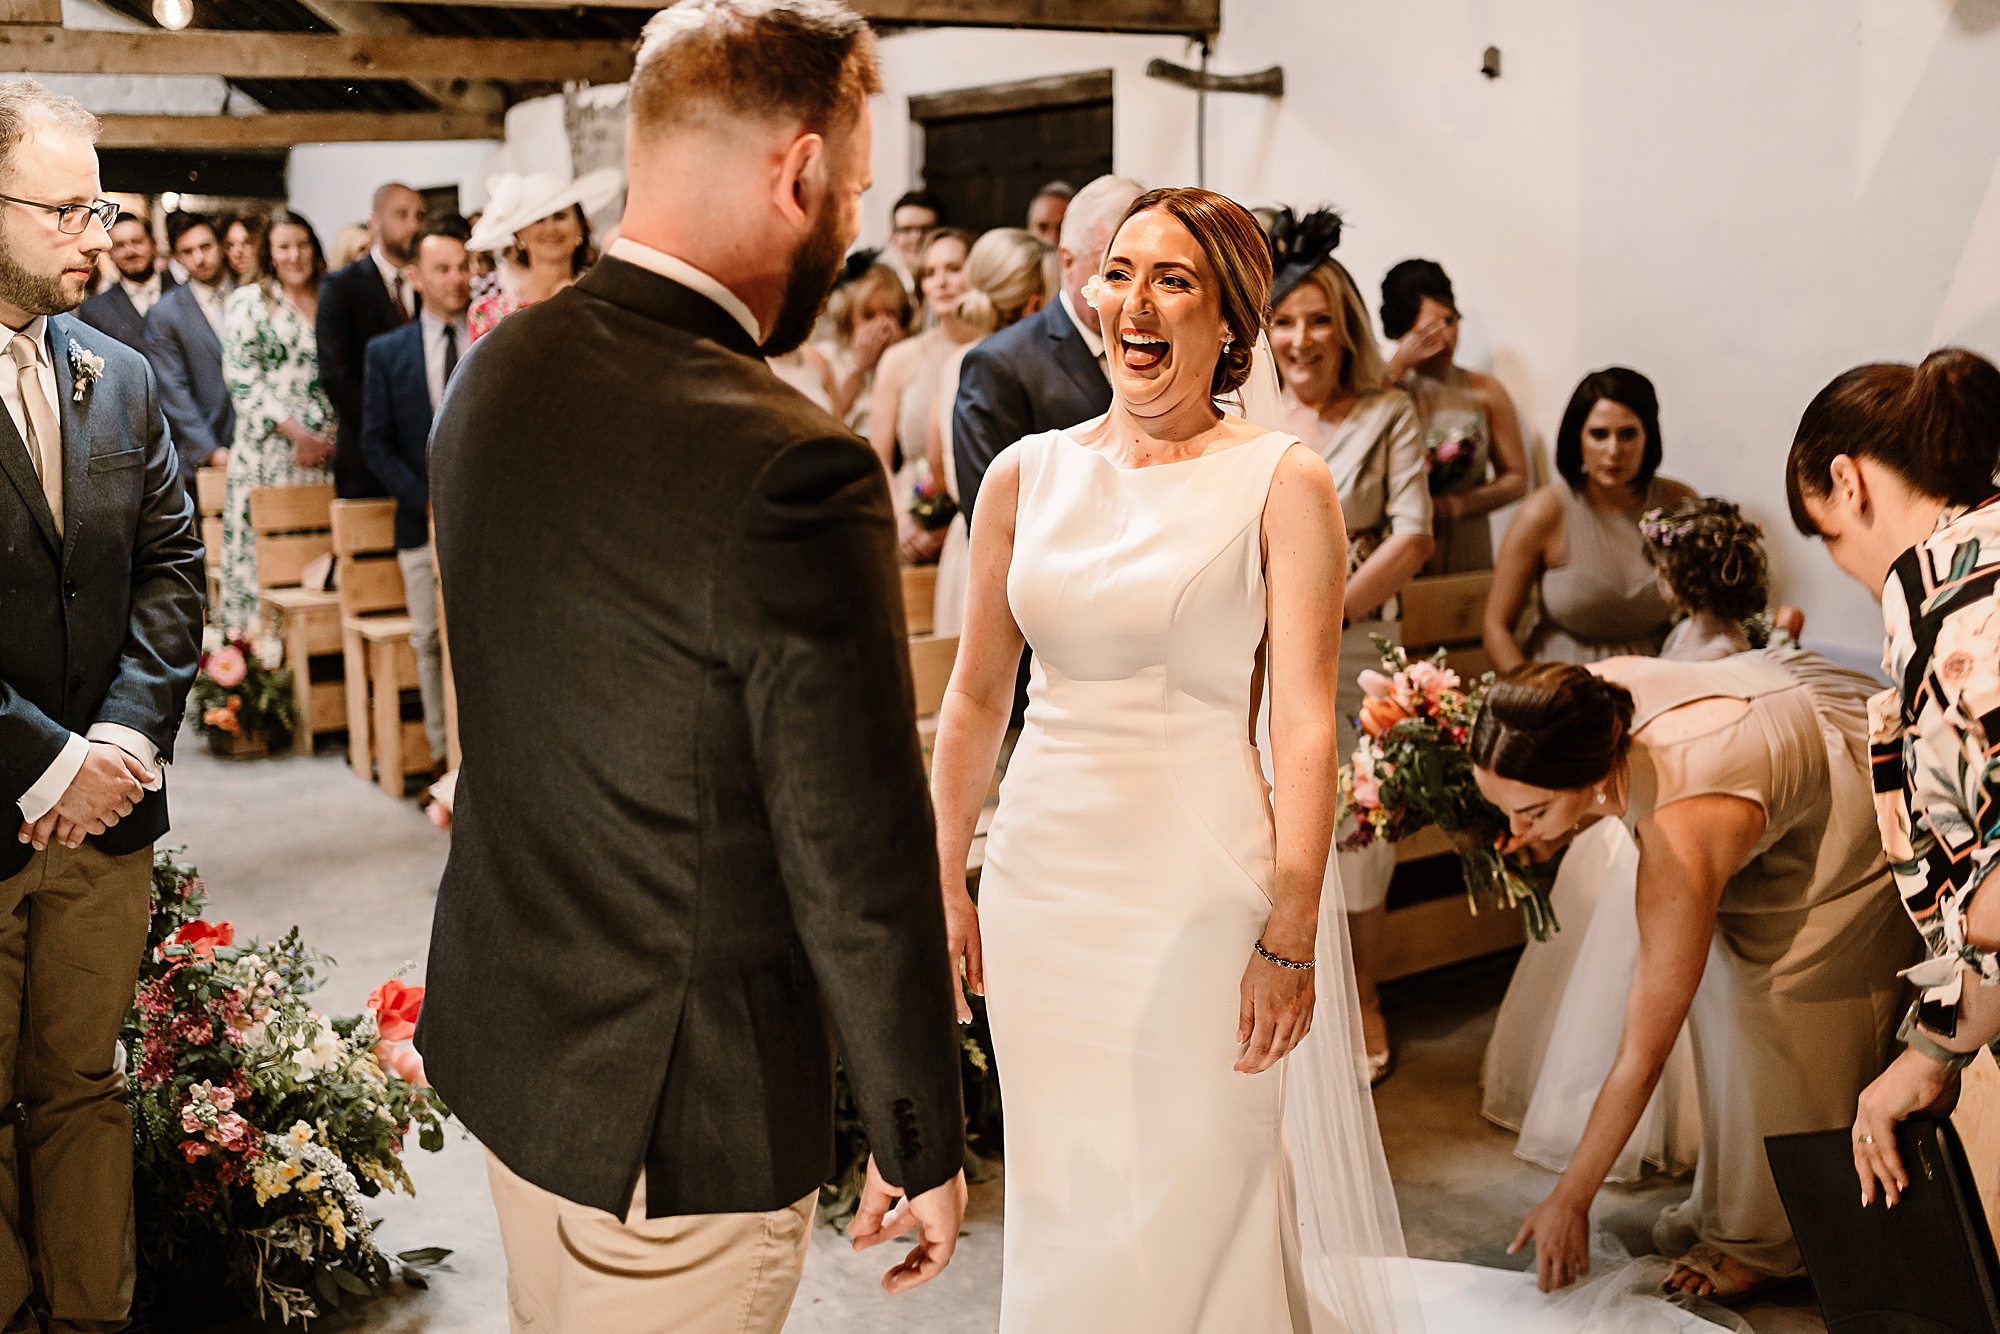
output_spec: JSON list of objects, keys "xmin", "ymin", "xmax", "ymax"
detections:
[
  {"xmin": 0, "ymin": 80, "xmax": 98, "ymax": 187},
  {"xmin": 629, "ymin": 0, "xmax": 881, "ymax": 144}
]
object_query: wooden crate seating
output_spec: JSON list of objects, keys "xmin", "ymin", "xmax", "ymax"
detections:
[
  {"xmin": 329, "ymin": 499, "xmax": 434, "ymax": 797},
  {"xmin": 249, "ymin": 484, "xmax": 344, "ymax": 755},
  {"xmin": 1376, "ymin": 568, "xmax": 1525, "ymax": 981},
  {"xmin": 902, "ymin": 563, "xmax": 938, "ymax": 636},
  {"xmin": 196, "ymin": 465, "xmax": 226, "ymax": 613}
]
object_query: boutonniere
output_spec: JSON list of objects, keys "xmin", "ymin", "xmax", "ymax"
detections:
[{"xmin": 68, "ymin": 338, "xmax": 104, "ymax": 403}]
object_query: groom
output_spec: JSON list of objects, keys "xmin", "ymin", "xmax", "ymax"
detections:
[{"xmin": 416, "ymin": 1, "xmax": 967, "ymax": 1327}]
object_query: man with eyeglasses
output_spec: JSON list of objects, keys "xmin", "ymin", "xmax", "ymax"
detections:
[
  {"xmin": 0, "ymin": 80, "xmax": 204, "ymax": 1334},
  {"xmin": 141, "ymin": 210, "xmax": 235, "ymax": 478},
  {"xmin": 880, "ymin": 187, "xmax": 941, "ymax": 306}
]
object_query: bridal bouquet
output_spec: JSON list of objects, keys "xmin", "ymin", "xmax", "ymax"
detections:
[
  {"xmin": 126, "ymin": 851, "xmax": 450, "ymax": 1325},
  {"xmin": 189, "ymin": 628, "xmax": 297, "ymax": 754},
  {"xmin": 1336, "ymin": 640, "xmax": 1560, "ymax": 941}
]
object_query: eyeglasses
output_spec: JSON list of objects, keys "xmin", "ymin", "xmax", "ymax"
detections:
[{"xmin": 0, "ymin": 194, "xmax": 118, "ymax": 235}]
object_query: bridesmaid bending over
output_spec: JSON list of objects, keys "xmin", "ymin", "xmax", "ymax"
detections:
[{"xmin": 1476, "ymin": 655, "xmax": 1913, "ymax": 1300}]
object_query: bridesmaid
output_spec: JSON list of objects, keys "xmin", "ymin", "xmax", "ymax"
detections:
[
  {"xmin": 1477, "ymin": 655, "xmax": 1913, "ymax": 1300},
  {"xmin": 1482, "ymin": 367, "xmax": 1696, "ymax": 668},
  {"xmin": 869, "ymin": 227, "xmax": 976, "ymax": 563},
  {"xmin": 217, "ymin": 210, "xmax": 335, "ymax": 633},
  {"xmin": 1378, "ymin": 258, "xmax": 1527, "ymax": 574},
  {"xmin": 1267, "ymin": 208, "xmax": 1432, "ymax": 1081},
  {"xmin": 1781, "ymin": 350, "xmax": 2000, "ymax": 1202}
]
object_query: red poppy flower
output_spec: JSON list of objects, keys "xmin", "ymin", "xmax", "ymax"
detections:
[
  {"xmin": 368, "ymin": 979, "xmax": 424, "ymax": 1044},
  {"xmin": 172, "ymin": 920, "xmax": 234, "ymax": 960}
]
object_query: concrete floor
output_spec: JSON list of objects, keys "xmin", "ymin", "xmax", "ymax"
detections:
[{"xmin": 169, "ymin": 734, "xmax": 1825, "ymax": 1333}]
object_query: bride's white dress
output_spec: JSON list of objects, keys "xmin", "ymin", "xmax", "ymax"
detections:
[{"xmin": 977, "ymin": 426, "xmax": 1735, "ymax": 1334}]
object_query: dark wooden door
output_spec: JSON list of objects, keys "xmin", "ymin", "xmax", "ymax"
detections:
[{"xmin": 920, "ymin": 98, "xmax": 1113, "ymax": 237}]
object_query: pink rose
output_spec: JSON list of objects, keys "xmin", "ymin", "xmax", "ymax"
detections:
[
  {"xmin": 1351, "ymin": 772, "xmax": 1381, "ymax": 810},
  {"xmin": 1435, "ymin": 439, "xmax": 1461, "ymax": 464},
  {"xmin": 1405, "ymin": 661, "xmax": 1460, "ymax": 700},
  {"xmin": 205, "ymin": 645, "xmax": 247, "ymax": 688}
]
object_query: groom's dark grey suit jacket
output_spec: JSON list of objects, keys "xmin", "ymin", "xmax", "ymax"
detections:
[{"xmin": 416, "ymin": 256, "xmax": 966, "ymax": 1218}]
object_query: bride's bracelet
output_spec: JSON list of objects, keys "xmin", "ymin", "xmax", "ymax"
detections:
[{"xmin": 1254, "ymin": 939, "xmax": 1315, "ymax": 971}]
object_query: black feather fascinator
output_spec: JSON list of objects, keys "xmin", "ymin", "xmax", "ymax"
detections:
[
  {"xmin": 1266, "ymin": 207, "xmax": 1345, "ymax": 307},
  {"xmin": 836, "ymin": 246, "xmax": 883, "ymax": 288}
]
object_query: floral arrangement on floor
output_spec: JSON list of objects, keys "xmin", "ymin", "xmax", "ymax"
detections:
[
  {"xmin": 821, "ymin": 1008, "xmax": 1000, "ymax": 1229},
  {"xmin": 188, "ymin": 628, "xmax": 297, "ymax": 751},
  {"xmin": 907, "ymin": 464, "xmax": 959, "ymax": 533},
  {"xmin": 126, "ymin": 850, "xmax": 450, "ymax": 1325},
  {"xmin": 1336, "ymin": 639, "xmax": 1561, "ymax": 941},
  {"xmin": 1423, "ymin": 425, "xmax": 1483, "ymax": 494}
]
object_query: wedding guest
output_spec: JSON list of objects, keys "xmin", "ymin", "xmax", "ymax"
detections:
[
  {"xmin": 1482, "ymin": 367, "xmax": 1696, "ymax": 668},
  {"xmin": 416, "ymin": 2, "xmax": 966, "ymax": 1321},
  {"xmin": 928, "ymin": 184, "xmax": 1422, "ymax": 1331},
  {"xmin": 142, "ymin": 210, "xmax": 235, "ymax": 478},
  {"xmin": 767, "ymin": 341, "xmax": 836, "ymax": 410},
  {"xmin": 466, "ymin": 168, "xmax": 620, "ymax": 339},
  {"xmin": 222, "ymin": 212, "xmax": 263, "ymax": 286},
  {"xmin": 360, "ymin": 222, "xmax": 470, "ymax": 768},
  {"xmin": 1380, "ymin": 258, "xmax": 1526, "ymax": 573},
  {"xmin": 77, "ymin": 211, "xmax": 170, "ymax": 348},
  {"xmin": 1026, "ymin": 179, "xmax": 1072, "ymax": 245},
  {"xmin": 928, "ymin": 226, "xmax": 1049, "ymax": 635},
  {"xmin": 882, "ymin": 187, "xmax": 942, "ymax": 301},
  {"xmin": 870, "ymin": 226, "xmax": 975, "ymax": 563},
  {"xmin": 1480, "ymin": 654, "xmax": 1912, "ymax": 1299},
  {"xmin": 318, "ymin": 182, "xmax": 424, "ymax": 498},
  {"xmin": 328, "ymin": 222, "xmax": 371, "ymax": 271},
  {"xmin": 0, "ymin": 81, "xmax": 204, "ymax": 1333},
  {"xmin": 1267, "ymin": 207, "xmax": 1432, "ymax": 1083},
  {"xmin": 818, "ymin": 256, "xmax": 907, "ymax": 433},
  {"xmin": 216, "ymin": 210, "xmax": 336, "ymax": 633},
  {"xmin": 1782, "ymin": 350, "xmax": 2000, "ymax": 1205},
  {"xmin": 1640, "ymin": 498, "xmax": 1807, "ymax": 661}
]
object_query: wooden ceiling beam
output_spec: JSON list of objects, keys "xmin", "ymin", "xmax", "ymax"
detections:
[
  {"xmin": 95, "ymin": 110, "xmax": 504, "ymax": 148},
  {"xmin": 0, "ymin": 25, "xmax": 635, "ymax": 82},
  {"xmin": 295, "ymin": 0, "xmax": 1220, "ymax": 36}
]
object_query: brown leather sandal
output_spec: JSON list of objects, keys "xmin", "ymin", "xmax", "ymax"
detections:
[{"xmin": 1663, "ymin": 1242, "xmax": 1781, "ymax": 1303}]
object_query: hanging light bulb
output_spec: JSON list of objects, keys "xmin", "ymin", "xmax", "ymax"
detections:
[{"xmin": 151, "ymin": 0, "xmax": 192, "ymax": 30}]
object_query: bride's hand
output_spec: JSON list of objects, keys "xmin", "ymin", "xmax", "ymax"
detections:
[
  {"xmin": 1509, "ymin": 1188, "xmax": 1592, "ymax": 1292},
  {"xmin": 942, "ymin": 884, "xmax": 982, "ymax": 1024},
  {"xmin": 1235, "ymin": 944, "xmax": 1314, "ymax": 1074}
]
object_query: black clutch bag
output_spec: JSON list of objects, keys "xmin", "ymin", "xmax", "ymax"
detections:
[{"xmin": 1767, "ymin": 1119, "xmax": 2000, "ymax": 1333}]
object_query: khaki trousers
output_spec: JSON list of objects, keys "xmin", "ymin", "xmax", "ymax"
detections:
[
  {"xmin": 486, "ymin": 1151, "xmax": 816, "ymax": 1334},
  {"xmin": 0, "ymin": 841, "xmax": 151, "ymax": 1333}
]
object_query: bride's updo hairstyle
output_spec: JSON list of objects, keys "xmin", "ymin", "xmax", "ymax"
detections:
[
  {"xmin": 953, "ymin": 227, "xmax": 1050, "ymax": 336},
  {"xmin": 1107, "ymin": 187, "xmax": 1271, "ymax": 397},
  {"xmin": 1786, "ymin": 347, "xmax": 2000, "ymax": 535},
  {"xmin": 1469, "ymin": 662, "xmax": 1637, "ymax": 792}
]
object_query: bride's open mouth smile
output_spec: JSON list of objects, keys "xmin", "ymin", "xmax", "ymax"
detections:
[{"xmin": 1119, "ymin": 328, "xmax": 1170, "ymax": 372}]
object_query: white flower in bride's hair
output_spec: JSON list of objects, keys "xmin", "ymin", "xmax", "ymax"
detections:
[{"xmin": 1080, "ymin": 274, "xmax": 1107, "ymax": 305}]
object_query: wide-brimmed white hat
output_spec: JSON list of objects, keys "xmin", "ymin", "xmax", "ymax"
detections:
[{"xmin": 468, "ymin": 167, "xmax": 625, "ymax": 253}]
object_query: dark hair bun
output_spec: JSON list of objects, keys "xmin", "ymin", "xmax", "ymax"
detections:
[
  {"xmin": 1379, "ymin": 257, "xmax": 1454, "ymax": 340},
  {"xmin": 1640, "ymin": 497, "xmax": 1768, "ymax": 621},
  {"xmin": 1469, "ymin": 663, "xmax": 1636, "ymax": 791},
  {"xmin": 1908, "ymin": 348, "xmax": 2000, "ymax": 500}
]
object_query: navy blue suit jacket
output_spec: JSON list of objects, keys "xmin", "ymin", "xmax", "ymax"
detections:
[
  {"xmin": 360, "ymin": 320, "xmax": 434, "ymax": 550},
  {"xmin": 141, "ymin": 281, "xmax": 234, "ymax": 480},
  {"xmin": 77, "ymin": 271, "xmax": 176, "ymax": 350},
  {"xmin": 0, "ymin": 315, "xmax": 205, "ymax": 879},
  {"xmin": 950, "ymin": 299, "xmax": 1112, "ymax": 523}
]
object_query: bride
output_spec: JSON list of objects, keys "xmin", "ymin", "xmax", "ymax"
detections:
[{"xmin": 921, "ymin": 186, "xmax": 1738, "ymax": 1334}]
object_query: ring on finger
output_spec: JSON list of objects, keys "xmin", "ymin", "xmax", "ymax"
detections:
[{"xmin": 1858, "ymin": 1134, "xmax": 1875, "ymax": 1145}]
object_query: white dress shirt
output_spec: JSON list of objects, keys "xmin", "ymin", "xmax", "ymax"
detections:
[
  {"xmin": 119, "ymin": 271, "xmax": 164, "ymax": 320},
  {"xmin": 10, "ymin": 315, "xmax": 167, "ymax": 824},
  {"xmin": 419, "ymin": 308, "xmax": 469, "ymax": 412},
  {"xmin": 373, "ymin": 245, "xmax": 414, "ymax": 320},
  {"xmin": 1059, "ymin": 287, "xmax": 1109, "ymax": 382},
  {"xmin": 605, "ymin": 238, "xmax": 762, "ymax": 345},
  {"xmin": 188, "ymin": 277, "xmax": 230, "ymax": 337}
]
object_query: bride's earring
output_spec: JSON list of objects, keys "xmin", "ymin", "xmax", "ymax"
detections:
[{"xmin": 1221, "ymin": 330, "xmax": 1235, "ymax": 350}]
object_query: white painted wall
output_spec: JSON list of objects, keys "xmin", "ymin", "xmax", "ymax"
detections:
[
  {"xmin": 286, "ymin": 140, "xmax": 500, "ymax": 238},
  {"xmin": 867, "ymin": 0, "xmax": 2000, "ymax": 662}
]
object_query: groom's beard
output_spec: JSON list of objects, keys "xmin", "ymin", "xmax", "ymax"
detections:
[
  {"xmin": 759, "ymin": 204, "xmax": 847, "ymax": 358},
  {"xmin": 0, "ymin": 225, "xmax": 79, "ymax": 316}
]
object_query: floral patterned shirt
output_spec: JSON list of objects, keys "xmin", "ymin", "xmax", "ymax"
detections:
[{"xmin": 1871, "ymin": 495, "xmax": 2000, "ymax": 1032}]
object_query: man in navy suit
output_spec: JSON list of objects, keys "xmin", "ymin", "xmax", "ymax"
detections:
[
  {"xmin": 141, "ymin": 211, "xmax": 234, "ymax": 479},
  {"xmin": 950, "ymin": 173, "xmax": 1140, "ymax": 724},
  {"xmin": 0, "ymin": 81, "xmax": 204, "ymax": 1329},
  {"xmin": 75, "ymin": 210, "xmax": 172, "ymax": 347},
  {"xmin": 360, "ymin": 220, "xmax": 467, "ymax": 767},
  {"xmin": 320, "ymin": 182, "xmax": 424, "ymax": 498}
]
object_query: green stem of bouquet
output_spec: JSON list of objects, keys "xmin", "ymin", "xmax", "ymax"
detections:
[{"xmin": 1459, "ymin": 845, "xmax": 1559, "ymax": 944}]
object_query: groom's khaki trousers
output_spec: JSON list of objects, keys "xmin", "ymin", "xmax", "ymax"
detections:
[{"xmin": 486, "ymin": 1151, "xmax": 815, "ymax": 1333}]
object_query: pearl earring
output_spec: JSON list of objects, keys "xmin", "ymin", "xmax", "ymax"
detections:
[
  {"xmin": 1595, "ymin": 791, "xmax": 1607, "ymax": 805},
  {"xmin": 1221, "ymin": 331, "xmax": 1235, "ymax": 350}
]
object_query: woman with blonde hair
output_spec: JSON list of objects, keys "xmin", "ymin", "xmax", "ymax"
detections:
[
  {"xmin": 929, "ymin": 227, "xmax": 1050, "ymax": 634},
  {"xmin": 818, "ymin": 258, "xmax": 909, "ymax": 433},
  {"xmin": 869, "ymin": 227, "xmax": 978, "ymax": 562},
  {"xmin": 1266, "ymin": 207, "xmax": 1432, "ymax": 1083}
]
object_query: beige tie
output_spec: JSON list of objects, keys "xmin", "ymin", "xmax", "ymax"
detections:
[{"xmin": 9, "ymin": 332, "xmax": 61, "ymax": 537}]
